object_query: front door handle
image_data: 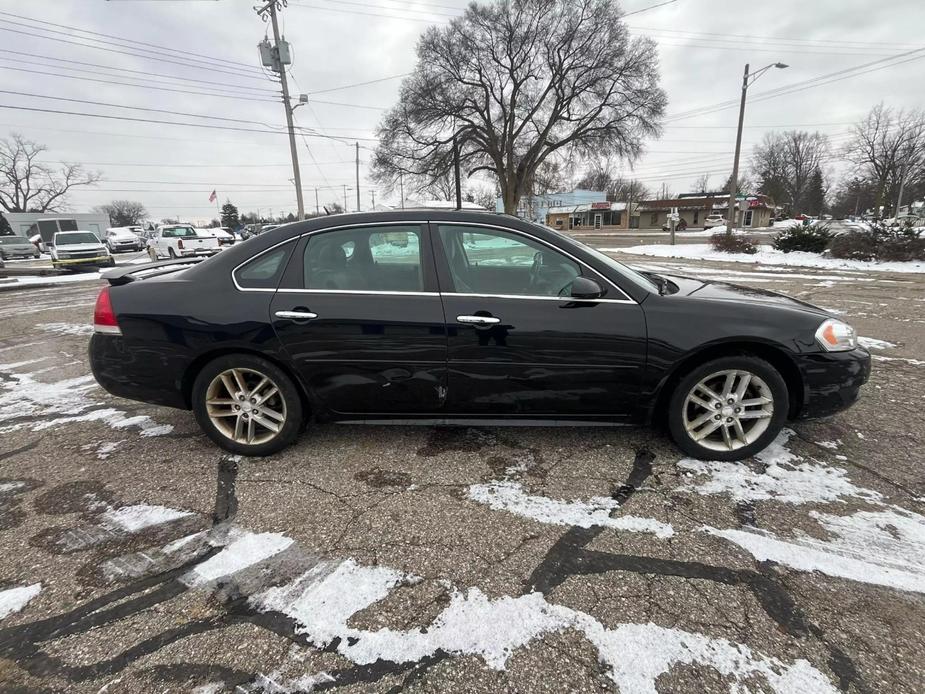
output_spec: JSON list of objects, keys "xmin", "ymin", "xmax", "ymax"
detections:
[
  {"xmin": 457, "ymin": 314, "xmax": 500, "ymax": 325},
  {"xmin": 275, "ymin": 310, "xmax": 318, "ymax": 320}
]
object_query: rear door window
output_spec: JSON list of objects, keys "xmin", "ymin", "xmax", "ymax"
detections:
[{"xmin": 235, "ymin": 242, "xmax": 295, "ymax": 290}]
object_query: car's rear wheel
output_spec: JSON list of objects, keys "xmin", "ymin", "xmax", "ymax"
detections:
[
  {"xmin": 667, "ymin": 356, "xmax": 788, "ymax": 461},
  {"xmin": 168, "ymin": 247, "xmax": 177, "ymax": 259},
  {"xmin": 192, "ymin": 354, "xmax": 303, "ymax": 456}
]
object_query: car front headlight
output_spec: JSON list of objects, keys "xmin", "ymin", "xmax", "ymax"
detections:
[{"xmin": 815, "ymin": 318, "xmax": 858, "ymax": 352}]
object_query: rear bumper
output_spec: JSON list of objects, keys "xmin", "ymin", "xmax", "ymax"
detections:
[
  {"xmin": 89, "ymin": 333, "xmax": 189, "ymax": 409},
  {"xmin": 52, "ymin": 255, "xmax": 113, "ymax": 268},
  {"xmin": 794, "ymin": 348, "xmax": 871, "ymax": 419}
]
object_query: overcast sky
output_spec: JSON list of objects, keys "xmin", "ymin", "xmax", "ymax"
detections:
[{"xmin": 1, "ymin": 0, "xmax": 922, "ymax": 223}]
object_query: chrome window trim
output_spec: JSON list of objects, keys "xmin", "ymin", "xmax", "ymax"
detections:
[
  {"xmin": 231, "ymin": 218, "xmax": 637, "ymax": 305},
  {"xmin": 431, "ymin": 220, "xmax": 636, "ymax": 304}
]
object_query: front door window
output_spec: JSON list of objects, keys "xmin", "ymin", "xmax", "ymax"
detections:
[{"xmin": 437, "ymin": 226, "xmax": 580, "ymax": 298}]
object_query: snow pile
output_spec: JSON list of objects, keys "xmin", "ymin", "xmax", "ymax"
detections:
[
  {"xmin": 676, "ymin": 430, "xmax": 881, "ymax": 505},
  {"xmin": 606, "ymin": 244, "xmax": 925, "ymax": 273},
  {"xmin": 184, "ymin": 528, "xmax": 294, "ymax": 586},
  {"xmin": 251, "ymin": 558, "xmax": 835, "ymax": 693},
  {"xmin": 0, "ymin": 583, "xmax": 41, "ymax": 619},
  {"xmin": 707, "ymin": 507, "xmax": 925, "ymax": 594},
  {"xmin": 101, "ymin": 504, "xmax": 192, "ymax": 532},
  {"xmin": 36, "ymin": 322, "xmax": 94, "ymax": 336},
  {"xmin": 468, "ymin": 480, "xmax": 674, "ymax": 538}
]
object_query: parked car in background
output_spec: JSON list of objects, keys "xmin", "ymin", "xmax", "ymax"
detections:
[
  {"xmin": 90, "ymin": 210, "xmax": 869, "ymax": 460},
  {"xmin": 703, "ymin": 215, "xmax": 726, "ymax": 229},
  {"xmin": 197, "ymin": 227, "xmax": 235, "ymax": 248},
  {"xmin": 147, "ymin": 225, "xmax": 220, "ymax": 260},
  {"xmin": 104, "ymin": 227, "xmax": 145, "ymax": 253},
  {"xmin": 50, "ymin": 231, "xmax": 114, "ymax": 271},
  {"xmin": 0, "ymin": 235, "xmax": 41, "ymax": 260}
]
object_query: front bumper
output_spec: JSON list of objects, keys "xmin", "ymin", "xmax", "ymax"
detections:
[
  {"xmin": 52, "ymin": 255, "xmax": 113, "ymax": 268},
  {"xmin": 794, "ymin": 347, "xmax": 871, "ymax": 419}
]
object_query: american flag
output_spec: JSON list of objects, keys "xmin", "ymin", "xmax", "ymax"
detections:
[{"xmin": 208, "ymin": 190, "xmax": 217, "ymax": 203}]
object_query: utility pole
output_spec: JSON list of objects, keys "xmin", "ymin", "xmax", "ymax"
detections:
[
  {"xmin": 399, "ymin": 173, "xmax": 405, "ymax": 209},
  {"xmin": 726, "ymin": 61, "xmax": 788, "ymax": 234},
  {"xmin": 355, "ymin": 142, "xmax": 361, "ymax": 212},
  {"xmin": 314, "ymin": 188, "xmax": 320, "ymax": 215},
  {"xmin": 256, "ymin": 0, "xmax": 304, "ymax": 220},
  {"xmin": 895, "ymin": 160, "xmax": 909, "ymax": 217},
  {"xmin": 453, "ymin": 134, "xmax": 462, "ymax": 210},
  {"xmin": 371, "ymin": 190, "xmax": 376, "ymax": 208},
  {"xmin": 342, "ymin": 185, "xmax": 348, "ymax": 212}
]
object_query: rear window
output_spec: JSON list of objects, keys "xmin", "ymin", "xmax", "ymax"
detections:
[
  {"xmin": 0, "ymin": 236, "xmax": 29, "ymax": 245},
  {"xmin": 235, "ymin": 242, "xmax": 295, "ymax": 290},
  {"xmin": 162, "ymin": 226, "xmax": 197, "ymax": 238}
]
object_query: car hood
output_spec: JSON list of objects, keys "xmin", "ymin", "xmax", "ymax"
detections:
[
  {"xmin": 110, "ymin": 234, "xmax": 138, "ymax": 241},
  {"xmin": 56, "ymin": 242, "xmax": 106, "ymax": 252},
  {"xmin": 1, "ymin": 242, "xmax": 34, "ymax": 251},
  {"xmin": 661, "ymin": 273, "xmax": 831, "ymax": 316}
]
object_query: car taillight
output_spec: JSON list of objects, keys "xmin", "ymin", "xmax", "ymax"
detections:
[
  {"xmin": 177, "ymin": 239, "xmax": 184, "ymax": 249},
  {"xmin": 93, "ymin": 287, "xmax": 122, "ymax": 335}
]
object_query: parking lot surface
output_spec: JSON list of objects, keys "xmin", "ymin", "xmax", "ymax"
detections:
[{"xmin": 0, "ymin": 249, "xmax": 923, "ymax": 693}]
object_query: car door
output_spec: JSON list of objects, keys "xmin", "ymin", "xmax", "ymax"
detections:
[
  {"xmin": 432, "ymin": 222, "xmax": 647, "ymax": 420},
  {"xmin": 268, "ymin": 222, "xmax": 447, "ymax": 416}
]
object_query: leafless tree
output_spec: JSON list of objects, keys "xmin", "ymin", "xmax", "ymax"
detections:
[
  {"xmin": 690, "ymin": 173, "xmax": 711, "ymax": 194},
  {"xmin": 94, "ymin": 200, "xmax": 148, "ymax": 227},
  {"xmin": 0, "ymin": 133, "xmax": 100, "ymax": 212},
  {"xmin": 843, "ymin": 104, "xmax": 925, "ymax": 215},
  {"xmin": 751, "ymin": 130, "xmax": 829, "ymax": 213},
  {"xmin": 372, "ymin": 0, "xmax": 666, "ymax": 215},
  {"xmin": 575, "ymin": 160, "xmax": 651, "ymax": 202}
]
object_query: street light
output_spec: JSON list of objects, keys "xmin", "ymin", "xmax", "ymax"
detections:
[{"xmin": 725, "ymin": 62, "xmax": 788, "ymax": 234}]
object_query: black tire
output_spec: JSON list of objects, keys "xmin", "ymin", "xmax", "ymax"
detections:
[
  {"xmin": 168, "ymin": 247, "xmax": 177, "ymax": 259},
  {"xmin": 192, "ymin": 354, "xmax": 304, "ymax": 456},
  {"xmin": 667, "ymin": 355, "xmax": 788, "ymax": 461}
]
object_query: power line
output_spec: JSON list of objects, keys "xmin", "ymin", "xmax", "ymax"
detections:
[
  {"xmin": 0, "ymin": 48, "xmax": 279, "ymax": 94},
  {"xmin": 0, "ymin": 65, "xmax": 279, "ymax": 103},
  {"xmin": 623, "ymin": 0, "xmax": 680, "ymax": 18},
  {"xmin": 0, "ymin": 10, "xmax": 266, "ymax": 73},
  {"xmin": 307, "ymin": 73, "xmax": 410, "ymax": 95},
  {"xmin": 628, "ymin": 24, "xmax": 925, "ymax": 50}
]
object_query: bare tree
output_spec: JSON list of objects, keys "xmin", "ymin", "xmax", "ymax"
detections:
[
  {"xmin": 751, "ymin": 130, "xmax": 829, "ymax": 213},
  {"xmin": 94, "ymin": 200, "xmax": 148, "ymax": 227},
  {"xmin": 415, "ymin": 170, "xmax": 456, "ymax": 201},
  {"xmin": 372, "ymin": 0, "xmax": 666, "ymax": 215},
  {"xmin": 0, "ymin": 133, "xmax": 100, "ymax": 212},
  {"xmin": 843, "ymin": 104, "xmax": 925, "ymax": 216},
  {"xmin": 690, "ymin": 173, "xmax": 711, "ymax": 194},
  {"xmin": 575, "ymin": 161, "xmax": 650, "ymax": 201}
]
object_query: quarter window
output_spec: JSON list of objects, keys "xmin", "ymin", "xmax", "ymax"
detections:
[
  {"xmin": 303, "ymin": 225, "xmax": 424, "ymax": 292},
  {"xmin": 235, "ymin": 243, "xmax": 294, "ymax": 289},
  {"xmin": 438, "ymin": 225, "xmax": 580, "ymax": 298}
]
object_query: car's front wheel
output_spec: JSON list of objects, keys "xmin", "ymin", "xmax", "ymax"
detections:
[
  {"xmin": 667, "ymin": 356, "xmax": 788, "ymax": 461},
  {"xmin": 192, "ymin": 354, "xmax": 304, "ymax": 456}
]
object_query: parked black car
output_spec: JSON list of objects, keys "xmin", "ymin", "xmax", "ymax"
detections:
[{"xmin": 89, "ymin": 211, "xmax": 869, "ymax": 460}]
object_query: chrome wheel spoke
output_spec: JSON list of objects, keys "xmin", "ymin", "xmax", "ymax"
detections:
[
  {"xmin": 689, "ymin": 393, "xmax": 714, "ymax": 410},
  {"xmin": 206, "ymin": 367, "xmax": 287, "ymax": 446},
  {"xmin": 721, "ymin": 373, "xmax": 736, "ymax": 399},
  {"xmin": 683, "ymin": 368, "xmax": 775, "ymax": 452},
  {"xmin": 687, "ymin": 410, "xmax": 715, "ymax": 430},
  {"xmin": 733, "ymin": 419, "xmax": 747, "ymax": 443},
  {"xmin": 692, "ymin": 419, "xmax": 722, "ymax": 441},
  {"xmin": 722, "ymin": 424, "xmax": 733, "ymax": 450},
  {"xmin": 739, "ymin": 410, "xmax": 772, "ymax": 420},
  {"xmin": 740, "ymin": 396, "xmax": 772, "ymax": 406},
  {"xmin": 735, "ymin": 374, "xmax": 751, "ymax": 400},
  {"xmin": 695, "ymin": 384, "xmax": 723, "ymax": 403}
]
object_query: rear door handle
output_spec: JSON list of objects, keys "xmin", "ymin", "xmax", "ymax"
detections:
[
  {"xmin": 457, "ymin": 314, "xmax": 500, "ymax": 325},
  {"xmin": 275, "ymin": 310, "xmax": 318, "ymax": 320}
]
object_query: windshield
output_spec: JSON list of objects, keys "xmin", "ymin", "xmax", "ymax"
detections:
[
  {"xmin": 0, "ymin": 236, "xmax": 30, "ymax": 245},
  {"xmin": 55, "ymin": 232, "xmax": 100, "ymax": 245}
]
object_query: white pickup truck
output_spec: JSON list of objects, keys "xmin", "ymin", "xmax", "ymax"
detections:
[{"xmin": 147, "ymin": 225, "xmax": 221, "ymax": 261}]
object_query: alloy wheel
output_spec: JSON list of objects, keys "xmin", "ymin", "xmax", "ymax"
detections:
[
  {"xmin": 205, "ymin": 367, "xmax": 287, "ymax": 445},
  {"xmin": 682, "ymin": 369, "xmax": 774, "ymax": 452}
]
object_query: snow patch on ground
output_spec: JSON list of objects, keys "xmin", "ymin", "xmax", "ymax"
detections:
[
  {"xmin": 607, "ymin": 244, "xmax": 925, "ymax": 273},
  {"xmin": 0, "ymin": 481, "xmax": 27, "ymax": 493},
  {"xmin": 251, "ymin": 558, "xmax": 835, "ymax": 693},
  {"xmin": 250, "ymin": 672, "xmax": 336, "ymax": 693},
  {"xmin": 858, "ymin": 336, "xmax": 896, "ymax": 350},
  {"xmin": 707, "ymin": 507, "xmax": 925, "ymax": 594},
  {"xmin": 101, "ymin": 504, "xmax": 192, "ymax": 532},
  {"xmin": 0, "ymin": 368, "xmax": 173, "ymax": 438},
  {"xmin": 871, "ymin": 355, "xmax": 925, "ymax": 366},
  {"xmin": 467, "ymin": 480, "xmax": 674, "ymax": 538},
  {"xmin": 676, "ymin": 430, "xmax": 880, "ymax": 505},
  {"xmin": 36, "ymin": 322, "xmax": 94, "ymax": 336},
  {"xmin": 185, "ymin": 529, "xmax": 294, "ymax": 586},
  {"xmin": 0, "ymin": 583, "xmax": 41, "ymax": 619}
]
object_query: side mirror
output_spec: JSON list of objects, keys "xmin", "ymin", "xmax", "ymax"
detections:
[{"xmin": 570, "ymin": 276, "xmax": 604, "ymax": 299}]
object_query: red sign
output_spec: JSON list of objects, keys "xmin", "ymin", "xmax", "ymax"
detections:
[{"xmin": 591, "ymin": 202, "xmax": 610, "ymax": 210}]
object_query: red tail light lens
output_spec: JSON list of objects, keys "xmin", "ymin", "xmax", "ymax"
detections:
[
  {"xmin": 93, "ymin": 287, "xmax": 121, "ymax": 335},
  {"xmin": 177, "ymin": 239, "xmax": 184, "ymax": 249}
]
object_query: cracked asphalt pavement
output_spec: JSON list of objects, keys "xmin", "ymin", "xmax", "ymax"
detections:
[{"xmin": 0, "ymin": 250, "xmax": 923, "ymax": 693}]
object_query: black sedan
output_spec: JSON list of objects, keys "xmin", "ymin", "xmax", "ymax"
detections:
[{"xmin": 89, "ymin": 211, "xmax": 870, "ymax": 460}]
